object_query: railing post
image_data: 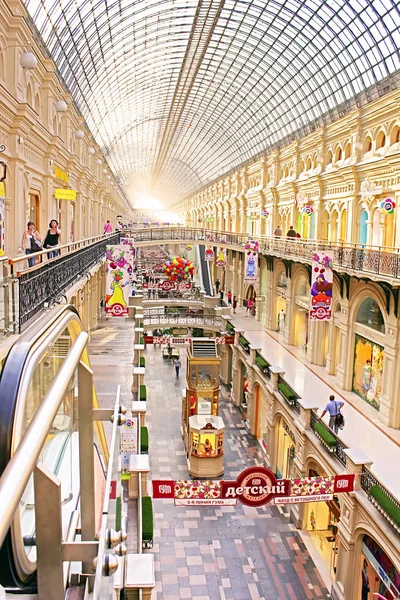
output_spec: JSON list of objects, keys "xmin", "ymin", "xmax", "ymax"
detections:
[
  {"xmin": 342, "ymin": 448, "xmax": 372, "ymax": 491},
  {"xmin": 297, "ymin": 398, "xmax": 319, "ymax": 430},
  {"xmin": 269, "ymin": 366, "xmax": 285, "ymax": 391}
]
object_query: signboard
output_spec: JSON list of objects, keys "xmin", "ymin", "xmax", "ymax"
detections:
[
  {"xmin": 216, "ymin": 248, "xmax": 226, "ymax": 267},
  {"xmin": 121, "ymin": 416, "xmax": 138, "ymax": 470},
  {"xmin": 0, "ymin": 197, "xmax": 4, "ymax": 254},
  {"xmin": 105, "ymin": 245, "xmax": 133, "ymax": 317},
  {"xmin": 310, "ymin": 251, "xmax": 333, "ymax": 320},
  {"xmin": 54, "ymin": 166, "xmax": 69, "ymax": 183},
  {"xmin": 244, "ymin": 240, "xmax": 259, "ymax": 284},
  {"xmin": 153, "ymin": 468, "xmax": 354, "ymax": 507},
  {"xmin": 55, "ymin": 188, "xmax": 77, "ymax": 200}
]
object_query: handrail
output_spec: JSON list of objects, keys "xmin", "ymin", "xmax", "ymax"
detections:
[
  {"xmin": 361, "ymin": 466, "xmax": 400, "ymax": 534},
  {"xmin": 9, "ymin": 232, "xmax": 118, "ymax": 273},
  {"xmin": 0, "ymin": 330, "xmax": 88, "ymax": 549}
]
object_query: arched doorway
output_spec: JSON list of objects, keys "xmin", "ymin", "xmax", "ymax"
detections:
[
  {"xmin": 275, "ymin": 416, "xmax": 296, "ymax": 479},
  {"xmin": 359, "ymin": 210, "xmax": 368, "ymax": 245},
  {"xmin": 276, "ymin": 270, "xmax": 288, "ymax": 332},
  {"xmin": 358, "ymin": 534, "xmax": 400, "ymax": 599},
  {"xmin": 330, "ymin": 210, "xmax": 338, "ymax": 242},
  {"xmin": 372, "ymin": 209, "xmax": 382, "ymax": 246},
  {"xmin": 340, "ymin": 209, "xmax": 347, "ymax": 242},
  {"xmin": 293, "ymin": 274, "xmax": 310, "ymax": 352},
  {"xmin": 29, "ymin": 191, "xmax": 41, "ymax": 230},
  {"xmin": 254, "ymin": 383, "xmax": 268, "ymax": 450},
  {"xmin": 352, "ymin": 297, "xmax": 385, "ymax": 411},
  {"xmin": 239, "ymin": 361, "xmax": 248, "ymax": 418}
]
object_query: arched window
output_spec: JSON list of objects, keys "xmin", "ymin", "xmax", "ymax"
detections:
[
  {"xmin": 390, "ymin": 126, "xmax": 400, "ymax": 145},
  {"xmin": 364, "ymin": 136, "xmax": 372, "ymax": 153},
  {"xmin": 306, "ymin": 157, "xmax": 311, "ymax": 171},
  {"xmin": 356, "ymin": 298, "xmax": 385, "ymax": 333},
  {"xmin": 344, "ymin": 143, "xmax": 351, "ymax": 159},
  {"xmin": 376, "ymin": 131, "xmax": 386, "ymax": 149},
  {"xmin": 327, "ymin": 150, "xmax": 333, "ymax": 164},
  {"xmin": 296, "ymin": 276, "xmax": 309, "ymax": 298},
  {"xmin": 277, "ymin": 271, "xmax": 288, "ymax": 289},
  {"xmin": 335, "ymin": 147, "xmax": 342, "ymax": 162}
]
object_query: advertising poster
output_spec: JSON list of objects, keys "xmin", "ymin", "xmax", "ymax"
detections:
[
  {"xmin": 244, "ymin": 240, "xmax": 258, "ymax": 284},
  {"xmin": 215, "ymin": 248, "xmax": 226, "ymax": 267},
  {"xmin": 205, "ymin": 247, "xmax": 214, "ymax": 261},
  {"xmin": 121, "ymin": 416, "xmax": 138, "ymax": 470},
  {"xmin": 105, "ymin": 245, "xmax": 133, "ymax": 317},
  {"xmin": 310, "ymin": 251, "xmax": 333, "ymax": 320},
  {"xmin": 0, "ymin": 197, "xmax": 4, "ymax": 254}
]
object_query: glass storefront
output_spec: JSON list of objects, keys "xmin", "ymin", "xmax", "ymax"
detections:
[
  {"xmin": 359, "ymin": 535, "xmax": 400, "ymax": 600},
  {"xmin": 352, "ymin": 333, "xmax": 384, "ymax": 411}
]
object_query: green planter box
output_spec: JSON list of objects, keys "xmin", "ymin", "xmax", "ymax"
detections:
[
  {"xmin": 312, "ymin": 422, "xmax": 337, "ymax": 448},
  {"xmin": 370, "ymin": 486, "xmax": 400, "ymax": 528},
  {"xmin": 140, "ymin": 322, "xmax": 143, "ymax": 328},
  {"xmin": 278, "ymin": 381, "xmax": 297, "ymax": 402},
  {"xmin": 226, "ymin": 322, "xmax": 235, "ymax": 334},
  {"xmin": 255, "ymin": 356, "xmax": 269, "ymax": 372},
  {"xmin": 142, "ymin": 496, "xmax": 153, "ymax": 542},
  {"xmin": 140, "ymin": 336, "xmax": 144, "ymax": 345},
  {"xmin": 239, "ymin": 335, "xmax": 249, "ymax": 350},
  {"xmin": 115, "ymin": 496, "xmax": 122, "ymax": 532},
  {"xmin": 140, "ymin": 356, "xmax": 146, "ymax": 368},
  {"xmin": 139, "ymin": 384, "xmax": 147, "ymax": 401},
  {"xmin": 141, "ymin": 426, "xmax": 149, "ymax": 453}
]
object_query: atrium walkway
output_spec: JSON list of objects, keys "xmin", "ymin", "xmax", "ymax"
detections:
[
  {"xmin": 229, "ymin": 308, "xmax": 400, "ymax": 499},
  {"xmin": 89, "ymin": 319, "xmax": 330, "ymax": 600}
]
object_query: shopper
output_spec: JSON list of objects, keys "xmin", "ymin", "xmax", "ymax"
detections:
[
  {"xmin": 174, "ymin": 357, "xmax": 181, "ymax": 378},
  {"xmin": 20, "ymin": 221, "xmax": 42, "ymax": 268},
  {"xmin": 43, "ymin": 220, "xmax": 61, "ymax": 259},
  {"xmin": 274, "ymin": 225, "xmax": 282, "ymax": 236},
  {"xmin": 232, "ymin": 296, "xmax": 237, "ymax": 314},
  {"xmin": 246, "ymin": 297, "xmax": 252, "ymax": 315},
  {"xmin": 104, "ymin": 220, "xmax": 113, "ymax": 234},
  {"xmin": 318, "ymin": 394, "xmax": 344, "ymax": 434},
  {"xmin": 251, "ymin": 297, "xmax": 256, "ymax": 316},
  {"xmin": 361, "ymin": 559, "xmax": 370, "ymax": 600},
  {"xmin": 227, "ymin": 291, "xmax": 232, "ymax": 305},
  {"xmin": 219, "ymin": 290, "xmax": 224, "ymax": 305},
  {"xmin": 215, "ymin": 279, "xmax": 220, "ymax": 294},
  {"xmin": 286, "ymin": 225, "xmax": 297, "ymax": 238}
]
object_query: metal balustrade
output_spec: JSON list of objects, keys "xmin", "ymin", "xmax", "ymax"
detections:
[
  {"xmin": 361, "ymin": 466, "xmax": 400, "ymax": 535},
  {"xmin": 142, "ymin": 307, "xmax": 222, "ymax": 329},
  {"xmin": 131, "ymin": 227, "xmax": 400, "ymax": 281},
  {"xmin": 310, "ymin": 410, "xmax": 348, "ymax": 467}
]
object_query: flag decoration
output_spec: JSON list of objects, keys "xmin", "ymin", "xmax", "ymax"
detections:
[
  {"xmin": 302, "ymin": 205, "xmax": 313, "ymax": 216},
  {"xmin": 310, "ymin": 252, "xmax": 334, "ymax": 320},
  {"xmin": 381, "ymin": 198, "xmax": 396, "ymax": 215},
  {"xmin": 261, "ymin": 209, "xmax": 269, "ymax": 218}
]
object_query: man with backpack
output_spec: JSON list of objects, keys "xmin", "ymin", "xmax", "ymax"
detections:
[{"xmin": 318, "ymin": 394, "xmax": 344, "ymax": 434}]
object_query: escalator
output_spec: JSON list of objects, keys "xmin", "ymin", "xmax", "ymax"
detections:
[
  {"xmin": 0, "ymin": 305, "xmax": 108, "ymax": 592},
  {"xmin": 197, "ymin": 245, "xmax": 214, "ymax": 296}
]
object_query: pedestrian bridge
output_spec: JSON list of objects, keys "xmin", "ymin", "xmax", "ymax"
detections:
[
  {"xmin": 142, "ymin": 307, "xmax": 226, "ymax": 331},
  {"xmin": 130, "ymin": 227, "xmax": 400, "ymax": 284}
]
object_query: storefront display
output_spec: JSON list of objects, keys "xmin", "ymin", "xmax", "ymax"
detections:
[
  {"xmin": 275, "ymin": 419, "xmax": 296, "ymax": 479},
  {"xmin": 360, "ymin": 535, "xmax": 400, "ymax": 600},
  {"xmin": 188, "ymin": 416, "xmax": 225, "ymax": 477},
  {"xmin": 352, "ymin": 334, "xmax": 384, "ymax": 410}
]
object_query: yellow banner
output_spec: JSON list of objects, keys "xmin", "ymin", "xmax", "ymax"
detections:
[
  {"xmin": 0, "ymin": 182, "xmax": 4, "ymax": 197},
  {"xmin": 55, "ymin": 188, "xmax": 76, "ymax": 200},
  {"xmin": 54, "ymin": 166, "xmax": 69, "ymax": 184}
]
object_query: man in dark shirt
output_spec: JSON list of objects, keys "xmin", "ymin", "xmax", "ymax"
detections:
[{"xmin": 286, "ymin": 225, "xmax": 297, "ymax": 238}]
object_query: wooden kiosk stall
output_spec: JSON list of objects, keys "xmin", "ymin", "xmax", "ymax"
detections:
[{"xmin": 181, "ymin": 339, "xmax": 225, "ymax": 477}]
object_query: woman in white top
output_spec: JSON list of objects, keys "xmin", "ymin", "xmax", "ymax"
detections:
[{"xmin": 20, "ymin": 221, "xmax": 42, "ymax": 267}]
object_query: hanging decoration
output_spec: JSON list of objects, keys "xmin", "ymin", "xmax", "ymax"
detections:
[
  {"xmin": 381, "ymin": 198, "xmax": 396, "ymax": 215},
  {"xmin": 185, "ymin": 244, "xmax": 193, "ymax": 251},
  {"xmin": 205, "ymin": 247, "xmax": 214, "ymax": 261},
  {"xmin": 105, "ymin": 246, "xmax": 133, "ymax": 317},
  {"xmin": 301, "ymin": 205, "xmax": 314, "ymax": 216},
  {"xmin": 244, "ymin": 240, "xmax": 259, "ymax": 283},
  {"xmin": 162, "ymin": 257, "xmax": 194, "ymax": 282},
  {"xmin": 216, "ymin": 248, "xmax": 227, "ymax": 267},
  {"xmin": 310, "ymin": 252, "xmax": 334, "ymax": 320},
  {"xmin": 261, "ymin": 209, "xmax": 269, "ymax": 219}
]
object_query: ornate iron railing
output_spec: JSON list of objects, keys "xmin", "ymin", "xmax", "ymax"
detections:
[
  {"xmin": 142, "ymin": 307, "xmax": 222, "ymax": 329},
  {"xmin": 10, "ymin": 234, "xmax": 120, "ymax": 332},
  {"xmin": 130, "ymin": 227, "xmax": 400, "ymax": 280},
  {"xmin": 361, "ymin": 466, "xmax": 400, "ymax": 534},
  {"xmin": 310, "ymin": 410, "xmax": 348, "ymax": 467},
  {"xmin": 255, "ymin": 351, "xmax": 271, "ymax": 380},
  {"xmin": 239, "ymin": 334, "xmax": 250, "ymax": 354}
]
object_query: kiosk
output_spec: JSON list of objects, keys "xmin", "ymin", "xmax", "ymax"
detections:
[{"xmin": 187, "ymin": 415, "xmax": 225, "ymax": 477}]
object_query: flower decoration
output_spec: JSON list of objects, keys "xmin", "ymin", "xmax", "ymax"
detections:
[
  {"xmin": 245, "ymin": 240, "xmax": 259, "ymax": 254},
  {"xmin": 261, "ymin": 209, "xmax": 269, "ymax": 218},
  {"xmin": 162, "ymin": 257, "xmax": 194, "ymax": 281},
  {"xmin": 302, "ymin": 205, "xmax": 313, "ymax": 216},
  {"xmin": 186, "ymin": 245, "xmax": 192, "ymax": 251},
  {"xmin": 381, "ymin": 198, "xmax": 396, "ymax": 215}
]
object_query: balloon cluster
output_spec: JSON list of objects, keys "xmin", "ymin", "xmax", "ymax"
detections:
[
  {"xmin": 162, "ymin": 257, "xmax": 194, "ymax": 281},
  {"xmin": 381, "ymin": 198, "xmax": 396, "ymax": 215},
  {"xmin": 302, "ymin": 205, "xmax": 314, "ymax": 216}
]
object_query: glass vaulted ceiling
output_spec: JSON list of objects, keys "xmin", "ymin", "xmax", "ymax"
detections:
[{"xmin": 25, "ymin": 0, "xmax": 400, "ymax": 206}]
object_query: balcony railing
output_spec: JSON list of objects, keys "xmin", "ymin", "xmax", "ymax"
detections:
[
  {"xmin": 361, "ymin": 466, "xmax": 400, "ymax": 535},
  {"xmin": 130, "ymin": 227, "xmax": 400, "ymax": 280},
  {"xmin": 239, "ymin": 334, "xmax": 250, "ymax": 354},
  {"xmin": 142, "ymin": 307, "xmax": 222, "ymax": 329},
  {"xmin": 277, "ymin": 375, "xmax": 301, "ymax": 413},
  {"xmin": 3, "ymin": 233, "xmax": 119, "ymax": 334},
  {"xmin": 310, "ymin": 410, "xmax": 348, "ymax": 467}
]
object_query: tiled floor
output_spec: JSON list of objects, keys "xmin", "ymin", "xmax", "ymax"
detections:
[
  {"xmin": 229, "ymin": 307, "xmax": 400, "ymax": 499},
  {"xmin": 89, "ymin": 319, "xmax": 330, "ymax": 600}
]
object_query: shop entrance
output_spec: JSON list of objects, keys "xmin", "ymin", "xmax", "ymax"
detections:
[
  {"xmin": 294, "ymin": 306, "xmax": 309, "ymax": 351},
  {"xmin": 254, "ymin": 385, "xmax": 268, "ymax": 447},
  {"xmin": 275, "ymin": 418, "xmax": 296, "ymax": 479},
  {"xmin": 29, "ymin": 192, "xmax": 40, "ymax": 230},
  {"xmin": 303, "ymin": 466, "xmax": 340, "ymax": 577},
  {"xmin": 239, "ymin": 362, "xmax": 248, "ymax": 419}
]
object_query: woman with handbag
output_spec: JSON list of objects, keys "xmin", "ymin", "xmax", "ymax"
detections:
[
  {"xmin": 20, "ymin": 221, "xmax": 42, "ymax": 268},
  {"xmin": 43, "ymin": 219, "xmax": 61, "ymax": 259}
]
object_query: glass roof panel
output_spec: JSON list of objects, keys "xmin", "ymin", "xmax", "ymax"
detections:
[{"xmin": 24, "ymin": 0, "xmax": 400, "ymax": 206}]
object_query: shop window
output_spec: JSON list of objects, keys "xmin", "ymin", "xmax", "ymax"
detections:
[
  {"xmin": 390, "ymin": 126, "xmax": 400, "ymax": 145},
  {"xmin": 352, "ymin": 333, "xmax": 384, "ymax": 411},
  {"xmin": 376, "ymin": 131, "xmax": 386, "ymax": 149},
  {"xmin": 356, "ymin": 298, "xmax": 385, "ymax": 333},
  {"xmin": 361, "ymin": 535, "xmax": 400, "ymax": 600},
  {"xmin": 277, "ymin": 271, "xmax": 288, "ymax": 290},
  {"xmin": 296, "ymin": 276, "xmax": 309, "ymax": 299}
]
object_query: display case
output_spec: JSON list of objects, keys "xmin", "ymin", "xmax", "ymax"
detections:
[{"xmin": 188, "ymin": 415, "xmax": 225, "ymax": 477}]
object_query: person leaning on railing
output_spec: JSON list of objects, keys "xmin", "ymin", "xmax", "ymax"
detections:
[{"xmin": 43, "ymin": 220, "xmax": 61, "ymax": 259}]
